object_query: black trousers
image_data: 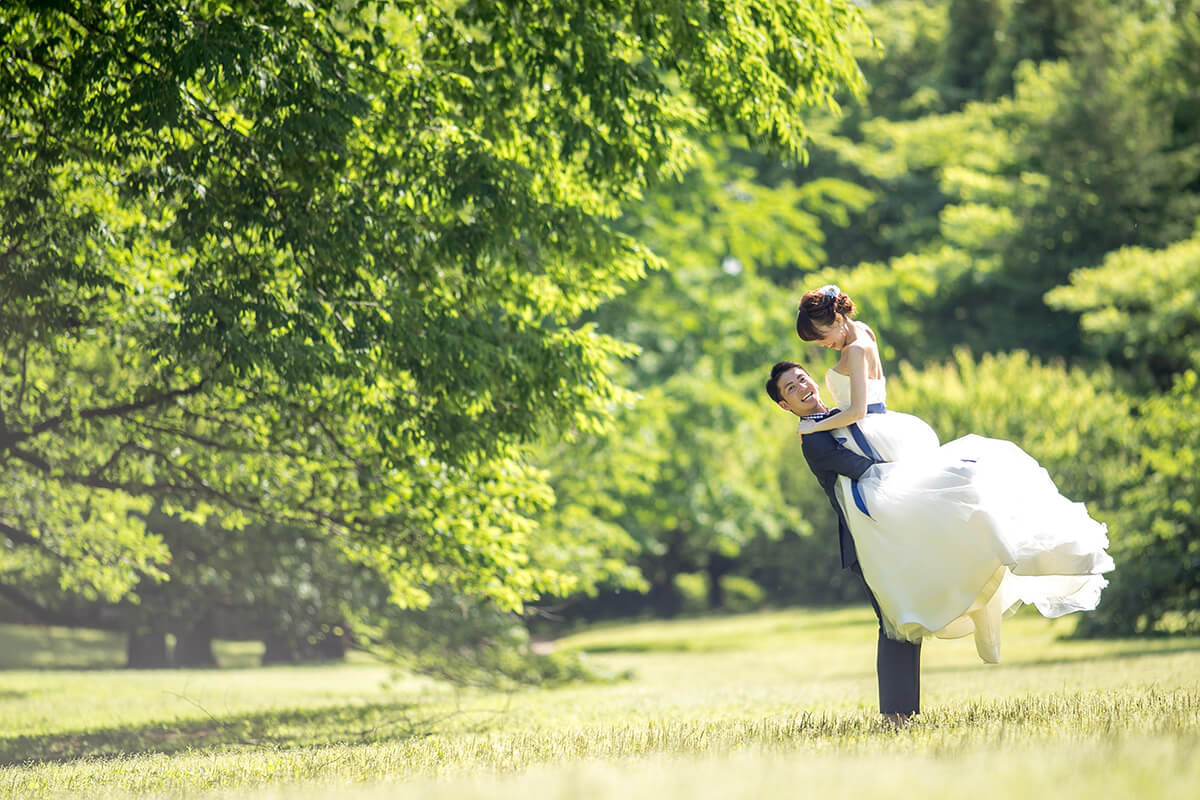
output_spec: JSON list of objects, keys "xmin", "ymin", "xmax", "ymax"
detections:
[{"xmin": 851, "ymin": 562, "xmax": 921, "ymax": 715}]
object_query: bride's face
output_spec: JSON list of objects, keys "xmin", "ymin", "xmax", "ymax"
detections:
[{"xmin": 812, "ymin": 318, "xmax": 846, "ymax": 350}]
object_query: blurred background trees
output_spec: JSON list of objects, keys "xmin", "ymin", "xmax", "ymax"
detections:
[
  {"xmin": 2, "ymin": 0, "xmax": 1198, "ymax": 671},
  {"xmin": 0, "ymin": 0, "xmax": 868, "ymax": 669},
  {"xmin": 544, "ymin": 0, "xmax": 1200, "ymax": 637}
]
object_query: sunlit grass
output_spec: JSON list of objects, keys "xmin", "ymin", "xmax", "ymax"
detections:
[{"xmin": 1, "ymin": 607, "xmax": 1197, "ymax": 799}]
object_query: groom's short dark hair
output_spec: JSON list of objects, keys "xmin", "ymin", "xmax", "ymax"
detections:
[{"xmin": 766, "ymin": 361, "xmax": 805, "ymax": 404}]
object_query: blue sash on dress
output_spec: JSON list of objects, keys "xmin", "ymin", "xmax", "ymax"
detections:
[{"xmin": 835, "ymin": 403, "xmax": 886, "ymax": 519}]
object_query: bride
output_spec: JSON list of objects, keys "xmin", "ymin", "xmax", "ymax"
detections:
[{"xmin": 792, "ymin": 285, "xmax": 1114, "ymax": 662}]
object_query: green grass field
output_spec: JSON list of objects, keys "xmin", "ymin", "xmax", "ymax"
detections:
[{"xmin": 1, "ymin": 608, "xmax": 1198, "ymax": 799}]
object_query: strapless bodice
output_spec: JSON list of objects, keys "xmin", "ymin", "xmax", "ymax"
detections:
[{"xmin": 824, "ymin": 369, "xmax": 887, "ymax": 409}]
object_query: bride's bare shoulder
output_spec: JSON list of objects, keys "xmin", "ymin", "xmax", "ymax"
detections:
[
  {"xmin": 846, "ymin": 326, "xmax": 878, "ymax": 355},
  {"xmin": 849, "ymin": 322, "xmax": 885, "ymax": 379}
]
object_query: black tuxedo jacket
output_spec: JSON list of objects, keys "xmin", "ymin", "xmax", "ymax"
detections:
[{"xmin": 800, "ymin": 426, "xmax": 878, "ymax": 570}]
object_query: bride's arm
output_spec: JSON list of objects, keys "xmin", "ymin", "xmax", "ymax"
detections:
[{"xmin": 796, "ymin": 344, "xmax": 869, "ymax": 435}]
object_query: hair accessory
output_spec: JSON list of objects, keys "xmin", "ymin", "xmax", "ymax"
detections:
[{"xmin": 821, "ymin": 284, "xmax": 840, "ymax": 299}]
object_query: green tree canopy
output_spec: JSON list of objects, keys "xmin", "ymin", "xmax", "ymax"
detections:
[
  {"xmin": 1047, "ymin": 230, "xmax": 1200, "ymax": 387},
  {"xmin": 0, "ymin": 1, "xmax": 867, "ymax": 610}
]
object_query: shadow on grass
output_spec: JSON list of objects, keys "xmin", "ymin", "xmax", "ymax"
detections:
[
  {"xmin": 924, "ymin": 639, "xmax": 1200, "ymax": 676},
  {"xmin": 568, "ymin": 613, "xmax": 877, "ymax": 654},
  {"xmin": 574, "ymin": 641, "xmax": 733, "ymax": 654},
  {"xmin": 0, "ymin": 698, "xmax": 501, "ymax": 767},
  {"xmin": 774, "ymin": 615, "xmax": 879, "ymax": 632},
  {"xmin": 812, "ymin": 638, "xmax": 1200, "ymax": 686},
  {"xmin": 0, "ymin": 625, "xmax": 125, "ymax": 671}
]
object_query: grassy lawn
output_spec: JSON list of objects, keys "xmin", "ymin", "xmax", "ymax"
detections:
[{"xmin": 1, "ymin": 608, "xmax": 1198, "ymax": 799}]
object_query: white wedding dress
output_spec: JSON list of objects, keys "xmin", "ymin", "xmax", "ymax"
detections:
[{"xmin": 825, "ymin": 370, "xmax": 1114, "ymax": 663}]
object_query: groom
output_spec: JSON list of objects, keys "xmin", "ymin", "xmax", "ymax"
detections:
[{"xmin": 766, "ymin": 360, "xmax": 920, "ymax": 723}]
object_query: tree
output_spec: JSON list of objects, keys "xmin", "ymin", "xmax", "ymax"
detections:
[
  {"xmin": 850, "ymin": 0, "xmax": 949, "ymax": 121},
  {"xmin": 0, "ymin": 1, "xmax": 868, "ymax": 619},
  {"xmin": 796, "ymin": 1, "xmax": 1200, "ymax": 366},
  {"xmin": 126, "ymin": 514, "xmax": 372, "ymax": 667},
  {"xmin": 941, "ymin": 0, "xmax": 1004, "ymax": 106},
  {"xmin": 530, "ymin": 2, "xmax": 1200, "ymax": 633},
  {"xmin": 525, "ymin": 131, "xmax": 872, "ymax": 617},
  {"xmin": 984, "ymin": 0, "xmax": 1082, "ymax": 96},
  {"xmin": 1046, "ymin": 230, "xmax": 1200, "ymax": 388},
  {"xmin": 1077, "ymin": 371, "xmax": 1200, "ymax": 636}
]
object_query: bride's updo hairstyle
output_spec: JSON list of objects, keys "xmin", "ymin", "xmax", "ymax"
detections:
[{"xmin": 796, "ymin": 284, "xmax": 855, "ymax": 341}]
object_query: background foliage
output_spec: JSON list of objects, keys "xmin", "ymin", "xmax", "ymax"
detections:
[
  {"xmin": 550, "ymin": 0, "xmax": 1200, "ymax": 636},
  {"xmin": 0, "ymin": 0, "xmax": 868, "ymax": 666},
  {"xmin": 2, "ymin": 0, "xmax": 1198, "ymax": 667}
]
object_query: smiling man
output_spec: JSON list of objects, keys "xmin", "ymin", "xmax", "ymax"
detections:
[
  {"xmin": 772, "ymin": 361, "xmax": 822, "ymax": 411},
  {"xmin": 765, "ymin": 360, "xmax": 921, "ymax": 725}
]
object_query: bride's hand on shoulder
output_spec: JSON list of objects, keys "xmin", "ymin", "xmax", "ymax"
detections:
[{"xmin": 796, "ymin": 419, "xmax": 818, "ymax": 436}]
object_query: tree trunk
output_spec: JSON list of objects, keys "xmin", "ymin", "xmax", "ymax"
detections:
[
  {"xmin": 648, "ymin": 527, "xmax": 689, "ymax": 618},
  {"xmin": 173, "ymin": 612, "xmax": 218, "ymax": 667},
  {"xmin": 648, "ymin": 580, "xmax": 682, "ymax": 618},
  {"xmin": 706, "ymin": 554, "xmax": 734, "ymax": 611},
  {"xmin": 313, "ymin": 625, "xmax": 349, "ymax": 661},
  {"xmin": 261, "ymin": 630, "xmax": 300, "ymax": 665},
  {"xmin": 126, "ymin": 622, "xmax": 169, "ymax": 668}
]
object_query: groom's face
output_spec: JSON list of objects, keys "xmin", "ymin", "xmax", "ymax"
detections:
[{"xmin": 775, "ymin": 366, "xmax": 822, "ymax": 416}]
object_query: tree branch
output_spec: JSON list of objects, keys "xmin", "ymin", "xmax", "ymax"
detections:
[
  {"xmin": 0, "ymin": 378, "xmax": 209, "ymax": 451},
  {"xmin": 130, "ymin": 419, "xmax": 259, "ymax": 454},
  {"xmin": 0, "ymin": 519, "xmax": 68, "ymax": 563},
  {"xmin": 7, "ymin": 445, "xmax": 52, "ymax": 472},
  {"xmin": 4, "ymin": 45, "xmax": 66, "ymax": 77},
  {"xmin": 0, "ymin": 583, "xmax": 81, "ymax": 627}
]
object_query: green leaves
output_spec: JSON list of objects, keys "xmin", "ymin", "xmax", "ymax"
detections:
[
  {"xmin": 1, "ymin": 1, "xmax": 867, "ymax": 614},
  {"xmin": 1047, "ymin": 231, "xmax": 1200, "ymax": 386}
]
